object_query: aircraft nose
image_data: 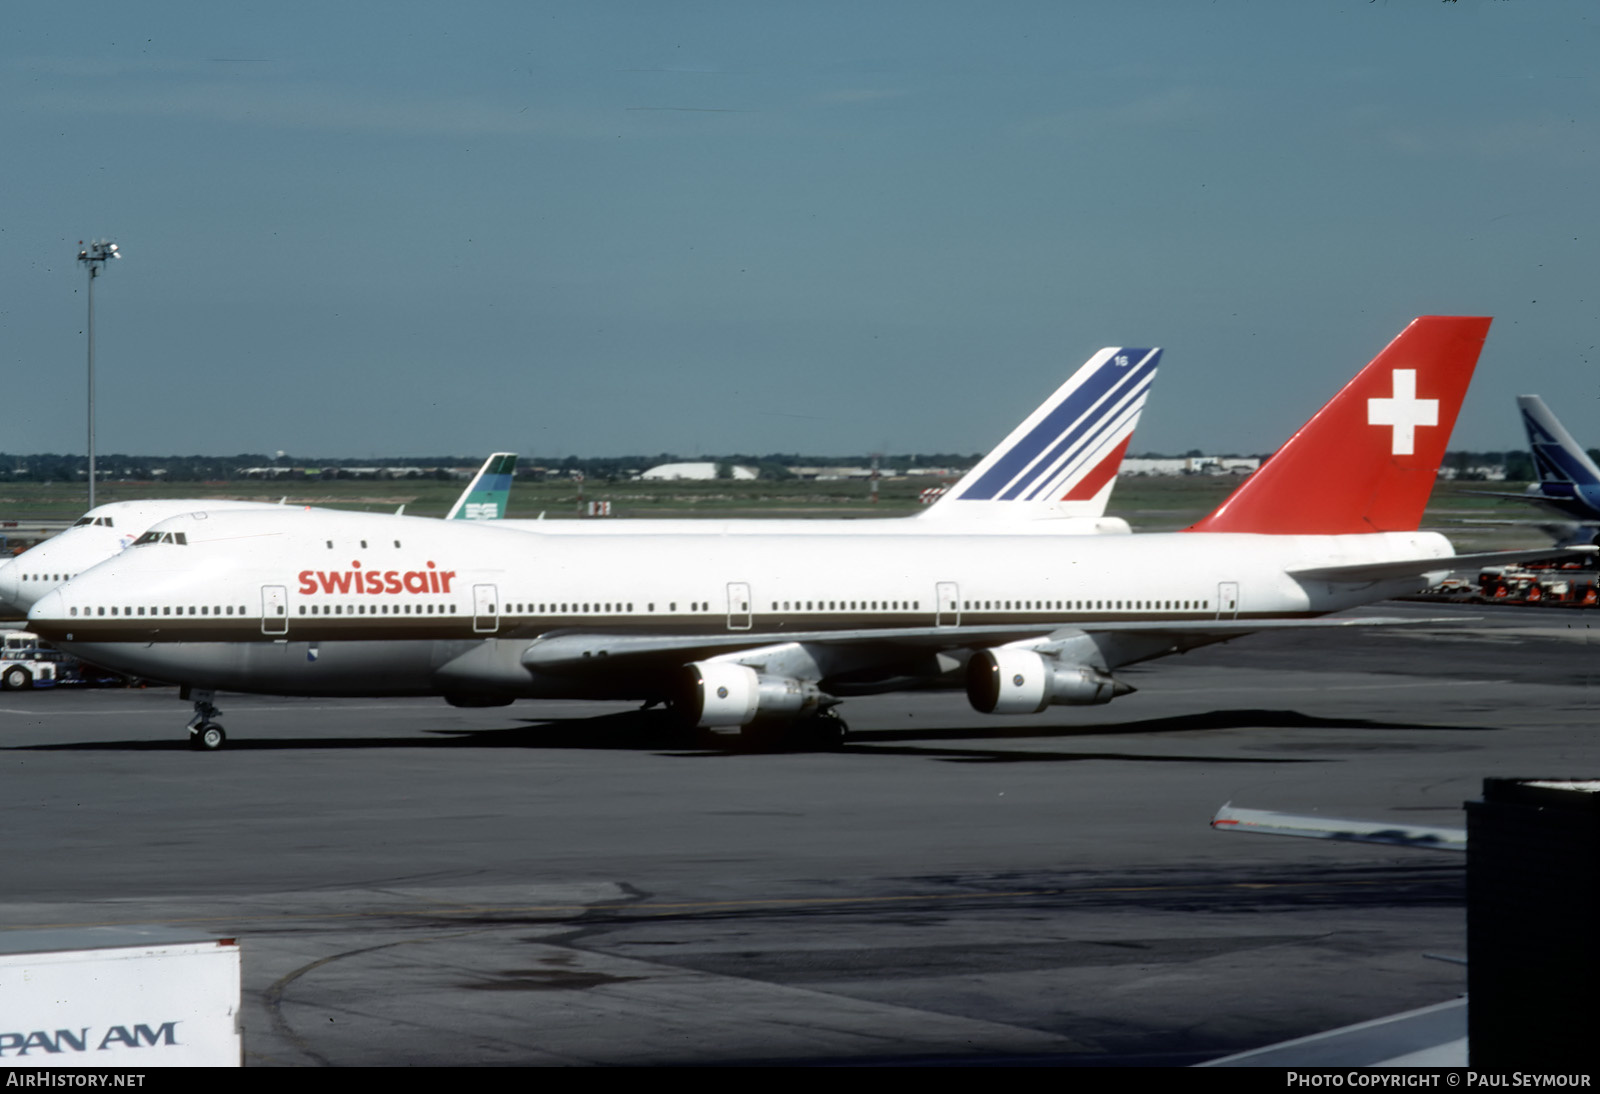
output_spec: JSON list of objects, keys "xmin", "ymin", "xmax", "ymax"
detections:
[
  {"xmin": 27, "ymin": 588, "xmax": 70, "ymax": 638},
  {"xmin": 0, "ymin": 559, "xmax": 21, "ymax": 617}
]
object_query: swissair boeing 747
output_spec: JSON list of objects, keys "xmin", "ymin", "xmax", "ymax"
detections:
[{"xmin": 31, "ymin": 317, "xmax": 1562, "ymax": 750}]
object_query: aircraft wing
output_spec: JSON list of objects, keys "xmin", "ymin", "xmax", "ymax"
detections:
[
  {"xmin": 518, "ymin": 615, "xmax": 1461, "ymax": 674},
  {"xmin": 1288, "ymin": 546, "xmax": 1597, "ymax": 584},
  {"xmin": 1211, "ymin": 803, "xmax": 1465, "ymax": 851},
  {"xmin": 1464, "ymin": 490, "xmax": 1542, "ymax": 502},
  {"xmin": 1455, "ymin": 518, "xmax": 1599, "ymax": 548}
]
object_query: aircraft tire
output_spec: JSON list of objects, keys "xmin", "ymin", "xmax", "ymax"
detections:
[
  {"xmin": 801, "ymin": 710, "xmax": 848, "ymax": 750},
  {"xmin": 193, "ymin": 723, "xmax": 227, "ymax": 751}
]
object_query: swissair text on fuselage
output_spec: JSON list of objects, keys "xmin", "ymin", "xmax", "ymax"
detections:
[{"xmin": 296, "ymin": 561, "xmax": 457, "ymax": 597}]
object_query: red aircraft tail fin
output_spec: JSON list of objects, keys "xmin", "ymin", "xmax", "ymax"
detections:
[{"xmin": 1187, "ymin": 316, "xmax": 1491, "ymax": 535}]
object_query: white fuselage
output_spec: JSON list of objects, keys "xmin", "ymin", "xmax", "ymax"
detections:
[
  {"xmin": 497, "ymin": 515, "xmax": 1133, "ymax": 536},
  {"xmin": 1, "ymin": 506, "xmax": 1128, "ymax": 620}
]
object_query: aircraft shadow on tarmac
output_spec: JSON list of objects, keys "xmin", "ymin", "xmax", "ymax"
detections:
[{"xmin": 9, "ymin": 706, "xmax": 1484, "ymax": 759}]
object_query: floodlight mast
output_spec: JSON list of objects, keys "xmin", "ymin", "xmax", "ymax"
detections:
[{"xmin": 77, "ymin": 239, "xmax": 120, "ymax": 510}]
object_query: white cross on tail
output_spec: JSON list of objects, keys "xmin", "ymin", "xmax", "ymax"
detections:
[{"xmin": 1367, "ymin": 369, "xmax": 1438, "ymax": 456}]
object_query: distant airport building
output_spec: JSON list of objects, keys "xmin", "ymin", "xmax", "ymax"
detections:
[
  {"xmin": 1436, "ymin": 465, "xmax": 1507, "ymax": 481},
  {"xmin": 1121, "ymin": 457, "xmax": 1260, "ymax": 476},
  {"xmin": 237, "ymin": 465, "xmax": 479, "ymax": 480},
  {"xmin": 639, "ymin": 462, "xmax": 759, "ymax": 481},
  {"xmin": 786, "ymin": 466, "xmax": 875, "ymax": 481}
]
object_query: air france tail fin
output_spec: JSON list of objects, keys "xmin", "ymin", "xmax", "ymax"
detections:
[
  {"xmin": 920, "ymin": 347, "xmax": 1161, "ymax": 521},
  {"xmin": 1187, "ymin": 316, "xmax": 1491, "ymax": 535},
  {"xmin": 445, "ymin": 453, "xmax": 518, "ymax": 521},
  {"xmin": 1519, "ymin": 395, "xmax": 1600, "ymax": 487}
]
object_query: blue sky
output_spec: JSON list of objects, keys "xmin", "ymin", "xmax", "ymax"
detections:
[{"xmin": 3, "ymin": 2, "xmax": 1596, "ymax": 459}]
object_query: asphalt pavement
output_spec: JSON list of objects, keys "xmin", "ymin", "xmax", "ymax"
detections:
[{"xmin": 3, "ymin": 601, "xmax": 1594, "ymax": 1065}]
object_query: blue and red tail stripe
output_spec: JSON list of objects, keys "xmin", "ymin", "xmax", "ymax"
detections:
[{"xmin": 952, "ymin": 348, "xmax": 1160, "ymax": 503}]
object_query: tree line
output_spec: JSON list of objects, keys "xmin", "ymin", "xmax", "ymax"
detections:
[{"xmin": 0, "ymin": 449, "xmax": 1571, "ymax": 484}]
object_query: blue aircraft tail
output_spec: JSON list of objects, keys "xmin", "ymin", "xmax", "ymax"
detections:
[
  {"xmin": 1519, "ymin": 395, "xmax": 1600, "ymax": 487},
  {"xmin": 920, "ymin": 347, "xmax": 1160, "ymax": 521}
]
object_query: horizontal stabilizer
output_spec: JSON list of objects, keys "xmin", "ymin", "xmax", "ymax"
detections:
[
  {"xmin": 1289, "ymin": 546, "xmax": 1597, "ymax": 584},
  {"xmin": 1211, "ymin": 803, "xmax": 1464, "ymax": 851}
]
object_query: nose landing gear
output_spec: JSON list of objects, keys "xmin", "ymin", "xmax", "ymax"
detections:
[{"xmin": 185, "ymin": 689, "xmax": 227, "ymax": 751}]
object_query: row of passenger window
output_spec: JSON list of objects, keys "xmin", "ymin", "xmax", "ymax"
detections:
[
  {"xmin": 70, "ymin": 604, "xmax": 245, "ymax": 617},
  {"xmin": 771, "ymin": 600, "xmax": 919, "ymax": 611},
  {"xmin": 282, "ymin": 599, "xmax": 1210, "ymax": 617},
  {"xmin": 961, "ymin": 599, "xmax": 1211, "ymax": 611},
  {"xmin": 68, "ymin": 597, "xmax": 1218, "ymax": 622},
  {"xmin": 301, "ymin": 604, "xmax": 455, "ymax": 616},
  {"xmin": 501, "ymin": 602, "xmax": 643, "ymax": 614},
  {"xmin": 462, "ymin": 602, "xmax": 705, "ymax": 615},
  {"xmin": 69, "ymin": 597, "xmax": 1217, "ymax": 622}
]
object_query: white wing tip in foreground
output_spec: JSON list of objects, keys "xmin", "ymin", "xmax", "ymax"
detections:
[{"xmin": 1210, "ymin": 803, "xmax": 1465, "ymax": 851}]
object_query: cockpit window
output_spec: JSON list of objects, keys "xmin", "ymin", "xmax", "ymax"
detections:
[{"xmin": 132, "ymin": 531, "xmax": 188, "ymax": 547}]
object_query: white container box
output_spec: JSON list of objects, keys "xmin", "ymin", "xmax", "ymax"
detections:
[{"xmin": 0, "ymin": 927, "xmax": 241, "ymax": 1067}]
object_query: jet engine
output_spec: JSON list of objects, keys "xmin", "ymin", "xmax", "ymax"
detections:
[
  {"xmin": 682, "ymin": 661, "xmax": 823, "ymax": 727},
  {"xmin": 965, "ymin": 647, "xmax": 1132, "ymax": 715}
]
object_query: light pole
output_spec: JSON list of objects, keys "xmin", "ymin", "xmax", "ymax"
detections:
[{"xmin": 77, "ymin": 239, "xmax": 121, "ymax": 511}]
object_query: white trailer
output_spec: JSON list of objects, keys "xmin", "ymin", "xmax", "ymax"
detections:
[{"xmin": 0, "ymin": 927, "xmax": 241, "ymax": 1067}]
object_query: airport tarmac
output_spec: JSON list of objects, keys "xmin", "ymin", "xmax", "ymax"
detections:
[{"xmin": 2, "ymin": 601, "xmax": 1595, "ymax": 1066}]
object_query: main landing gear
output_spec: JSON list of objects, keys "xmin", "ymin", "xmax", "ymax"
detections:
[
  {"xmin": 653, "ymin": 700, "xmax": 849, "ymax": 751},
  {"xmin": 184, "ymin": 688, "xmax": 227, "ymax": 751},
  {"xmin": 798, "ymin": 707, "xmax": 849, "ymax": 750},
  {"xmin": 741, "ymin": 708, "xmax": 850, "ymax": 751}
]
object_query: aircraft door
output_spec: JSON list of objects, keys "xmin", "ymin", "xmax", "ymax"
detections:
[
  {"xmin": 261, "ymin": 585, "xmax": 289, "ymax": 636},
  {"xmin": 473, "ymin": 584, "xmax": 500, "ymax": 633},
  {"xmin": 726, "ymin": 582, "xmax": 752, "ymax": 630},
  {"xmin": 1217, "ymin": 581, "xmax": 1239, "ymax": 620},
  {"xmin": 935, "ymin": 581, "xmax": 960, "ymax": 627}
]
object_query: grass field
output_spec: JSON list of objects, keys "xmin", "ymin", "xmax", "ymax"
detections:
[{"xmin": 0, "ymin": 475, "xmax": 928, "ymax": 521}]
